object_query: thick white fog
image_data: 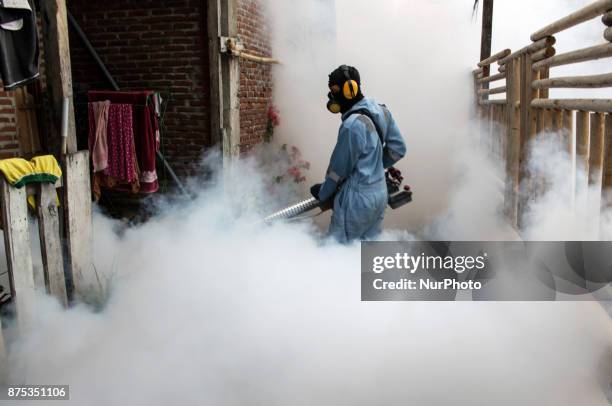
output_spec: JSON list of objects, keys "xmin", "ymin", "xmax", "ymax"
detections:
[{"xmin": 2, "ymin": 1, "xmax": 612, "ymax": 405}]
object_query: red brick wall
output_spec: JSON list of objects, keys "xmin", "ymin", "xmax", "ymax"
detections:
[
  {"xmin": 68, "ymin": 0, "xmax": 210, "ymax": 176},
  {"xmin": 0, "ymin": 91, "xmax": 19, "ymax": 159},
  {"xmin": 237, "ymin": 0, "xmax": 273, "ymax": 153}
]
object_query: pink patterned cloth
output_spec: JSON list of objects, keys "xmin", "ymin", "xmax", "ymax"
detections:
[
  {"xmin": 104, "ymin": 104, "xmax": 138, "ymax": 184},
  {"xmin": 88, "ymin": 100, "xmax": 110, "ymax": 172}
]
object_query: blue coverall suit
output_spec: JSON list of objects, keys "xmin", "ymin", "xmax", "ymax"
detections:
[{"xmin": 318, "ymin": 98, "xmax": 406, "ymax": 243}]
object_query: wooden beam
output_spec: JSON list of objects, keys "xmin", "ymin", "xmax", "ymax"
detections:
[
  {"xmin": 576, "ymin": 111, "xmax": 591, "ymax": 198},
  {"xmin": 0, "ymin": 179, "xmax": 35, "ymax": 332},
  {"xmin": 531, "ymin": 47, "xmax": 556, "ymax": 62},
  {"xmin": 479, "ymin": 0, "xmax": 495, "ymax": 94},
  {"xmin": 602, "ymin": 114, "xmax": 612, "ymax": 201},
  {"xmin": 563, "ymin": 110, "xmax": 575, "ymax": 157},
  {"xmin": 505, "ymin": 58, "xmax": 521, "ymax": 227},
  {"xmin": 532, "ymin": 72, "xmax": 612, "ymax": 89},
  {"xmin": 531, "ymin": 0, "xmax": 612, "ymax": 41},
  {"xmin": 207, "ymin": 0, "xmax": 222, "ymax": 149},
  {"xmin": 589, "ymin": 113, "xmax": 606, "ymax": 186},
  {"xmin": 477, "ymin": 72, "xmax": 505, "ymax": 84},
  {"xmin": 63, "ymin": 151, "xmax": 94, "ymax": 301},
  {"xmin": 0, "ymin": 318, "xmax": 6, "ymax": 384},
  {"xmin": 532, "ymin": 98, "xmax": 612, "ymax": 113},
  {"xmin": 40, "ymin": 0, "xmax": 77, "ymax": 155},
  {"xmin": 478, "ymin": 49, "xmax": 510, "ymax": 67},
  {"xmin": 478, "ymin": 86, "xmax": 506, "ymax": 95},
  {"xmin": 480, "ymin": 99, "xmax": 507, "ymax": 106},
  {"xmin": 532, "ymin": 43, "xmax": 612, "ymax": 71},
  {"xmin": 36, "ymin": 183, "xmax": 68, "ymax": 307},
  {"xmin": 499, "ymin": 37, "xmax": 556, "ymax": 65},
  {"xmin": 518, "ymin": 54, "xmax": 536, "ymax": 228},
  {"xmin": 220, "ymin": 0, "xmax": 240, "ymax": 158}
]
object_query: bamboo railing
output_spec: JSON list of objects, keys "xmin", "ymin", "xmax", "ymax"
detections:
[{"xmin": 473, "ymin": 0, "xmax": 612, "ymax": 230}]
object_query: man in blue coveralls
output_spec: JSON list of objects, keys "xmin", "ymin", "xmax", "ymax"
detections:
[{"xmin": 310, "ymin": 65, "xmax": 407, "ymax": 243}]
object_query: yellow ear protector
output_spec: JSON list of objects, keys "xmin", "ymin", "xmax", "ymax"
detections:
[
  {"xmin": 326, "ymin": 65, "xmax": 359, "ymax": 114},
  {"xmin": 341, "ymin": 65, "xmax": 359, "ymax": 100}
]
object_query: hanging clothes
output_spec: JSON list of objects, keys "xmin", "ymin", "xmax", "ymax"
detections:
[
  {"xmin": 88, "ymin": 100, "xmax": 110, "ymax": 173},
  {"xmin": 91, "ymin": 103, "xmax": 140, "ymax": 201},
  {"xmin": 88, "ymin": 90, "xmax": 159, "ymax": 194},
  {"xmin": 0, "ymin": 0, "xmax": 39, "ymax": 90}
]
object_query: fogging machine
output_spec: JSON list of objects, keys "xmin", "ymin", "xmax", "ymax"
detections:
[{"xmin": 264, "ymin": 167, "xmax": 412, "ymax": 223}]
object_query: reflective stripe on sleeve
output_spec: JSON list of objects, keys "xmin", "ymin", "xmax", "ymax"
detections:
[
  {"xmin": 386, "ymin": 147, "xmax": 402, "ymax": 162},
  {"xmin": 327, "ymin": 169, "xmax": 342, "ymax": 183}
]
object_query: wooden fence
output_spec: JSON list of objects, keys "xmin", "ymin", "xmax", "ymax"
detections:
[
  {"xmin": 474, "ymin": 0, "xmax": 612, "ymax": 230},
  {"xmin": 0, "ymin": 151, "xmax": 93, "ymax": 379}
]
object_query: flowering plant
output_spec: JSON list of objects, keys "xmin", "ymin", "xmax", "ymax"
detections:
[
  {"xmin": 275, "ymin": 144, "xmax": 310, "ymax": 184},
  {"xmin": 265, "ymin": 105, "xmax": 280, "ymax": 142}
]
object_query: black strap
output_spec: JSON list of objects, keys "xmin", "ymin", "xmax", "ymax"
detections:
[{"xmin": 345, "ymin": 108, "xmax": 385, "ymax": 146}]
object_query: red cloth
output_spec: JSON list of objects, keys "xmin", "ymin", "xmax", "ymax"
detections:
[
  {"xmin": 106, "ymin": 104, "xmax": 137, "ymax": 183},
  {"xmin": 88, "ymin": 90, "xmax": 159, "ymax": 193}
]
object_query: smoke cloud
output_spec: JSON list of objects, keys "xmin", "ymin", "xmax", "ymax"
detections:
[{"xmin": 1, "ymin": 0, "xmax": 612, "ymax": 405}]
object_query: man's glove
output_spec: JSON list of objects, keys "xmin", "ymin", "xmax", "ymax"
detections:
[{"xmin": 310, "ymin": 183, "xmax": 322, "ymax": 200}]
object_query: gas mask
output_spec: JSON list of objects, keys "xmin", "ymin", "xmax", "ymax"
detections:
[{"xmin": 326, "ymin": 65, "xmax": 362, "ymax": 114}]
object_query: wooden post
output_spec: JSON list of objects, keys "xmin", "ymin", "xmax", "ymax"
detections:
[
  {"xmin": 576, "ymin": 111, "xmax": 591, "ymax": 202},
  {"xmin": 63, "ymin": 151, "xmax": 94, "ymax": 301},
  {"xmin": 563, "ymin": 110, "xmax": 576, "ymax": 207},
  {"xmin": 505, "ymin": 57, "xmax": 521, "ymax": 226},
  {"xmin": 589, "ymin": 113, "xmax": 606, "ymax": 187},
  {"xmin": 40, "ymin": 0, "xmax": 77, "ymax": 154},
  {"xmin": 0, "ymin": 318, "xmax": 6, "ymax": 384},
  {"xmin": 36, "ymin": 183, "xmax": 68, "ymax": 307},
  {"xmin": 0, "ymin": 180, "xmax": 35, "ymax": 332},
  {"xmin": 602, "ymin": 114, "xmax": 612, "ymax": 211},
  {"xmin": 518, "ymin": 54, "xmax": 535, "ymax": 228},
  {"xmin": 480, "ymin": 0, "xmax": 494, "ymax": 87},
  {"xmin": 208, "ymin": 0, "xmax": 241, "ymax": 160},
  {"xmin": 207, "ymin": 0, "xmax": 222, "ymax": 149},
  {"xmin": 42, "ymin": 0, "xmax": 94, "ymax": 302}
]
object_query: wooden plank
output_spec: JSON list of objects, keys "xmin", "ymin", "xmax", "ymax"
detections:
[
  {"xmin": 480, "ymin": 99, "xmax": 507, "ymax": 106},
  {"xmin": 207, "ymin": 0, "xmax": 222, "ymax": 148},
  {"xmin": 478, "ymin": 49, "xmax": 511, "ymax": 67},
  {"xmin": 576, "ymin": 111, "xmax": 591, "ymax": 199},
  {"xmin": 25, "ymin": 178, "xmax": 62, "ymax": 197},
  {"xmin": 589, "ymin": 113, "xmax": 606, "ymax": 186},
  {"xmin": 478, "ymin": 86, "xmax": 506, "ymax": 95},
  {"xmin": 0, "ymin": 317, "xmax": 6, "ymax": 384},
  {"xmin": 0, "ymin": 179, "xmax": 35, "ymax": 332},
  {"xmin": 602, "ymin": 114, "xmax": 612, "ymax": 211},
  {"xmin": 477, "ymin": 72, "xmax": 505, "ymax": 84},
  {"xmin": 563, "ymin": 110, "xmax": 575, "ymax": 157},
  {"xmin": 14, "ymin": 88, "xmax": 41, "ymax": 156},
  {"xmin": 532, "ymin": 72, "xmax": 612, "ymax": 89},
  {"xmin": 40, "ymin": 0, "xmax": 77, "ymax": 154},
  {"xmin": 563, "ymin": 110, "xmax": 576, "ymax": 206},
  {"xmin": 519, "ymin": 54, "xmax": 535, "ymax": 228},
  {"xmin": 531, "ymin": 47, "xmax": 556, "ymax": 62},
  {"xmin": 531, "ymin": 0, "xmax": 612, "ymax": 41},
  {"xmin": 505, "ymin": 58, "xmax": 521, "ymax": 227},
  {"xmin": 553, "ymin": 110, "xmax": 565, "ymax": 147},
  {"xmin": 63, "ymin": 151, "xmax": 93, "ymax": 301},
  {"xmin": 220, "ymin": 0, "xmax": 240, "ymax": 159},
  {"xmin": 499, "ymin": 37, "xmax": 556, "ymax": 65},
  {"xmin": 532, "ymin": 98, "xmax": 612, "ymax": 113},
  {"xmin": 532, "ymin": 43, "xmax": 612, "ymax": 71},
  {"xmin": 36, "ymin": 183, "xmax": 67, "ymax": 307}
]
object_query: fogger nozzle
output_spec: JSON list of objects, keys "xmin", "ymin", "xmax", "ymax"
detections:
[{"xmin": 263, "ymin": 197, "xmax": 321, "ymax": 223}]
